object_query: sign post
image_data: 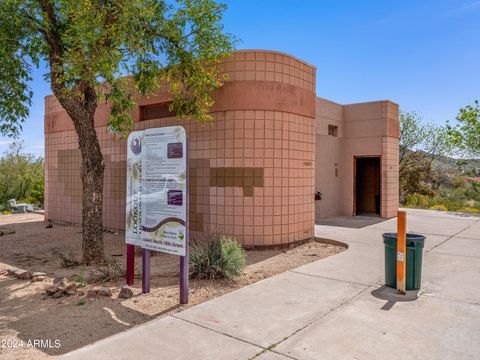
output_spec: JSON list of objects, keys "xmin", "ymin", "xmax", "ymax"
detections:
[
  {"xmin": 126, "ymin": 126, "xmax": 189, "ymax": 303},
  {"xmin": 126, "ymin": 244, "xmax": 135, "ymax": 286},
  {"xmin": 396, "ymin": 210, "xmax": 407, "ymax": 294},
  {"xmin": 142, "ymin": 249, "xmax": 151, "ymax": 293}
]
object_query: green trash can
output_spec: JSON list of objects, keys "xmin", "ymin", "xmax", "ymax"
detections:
[{"xmin": 383, "ymin": 232, "xmax": 425, "ymax": 290}]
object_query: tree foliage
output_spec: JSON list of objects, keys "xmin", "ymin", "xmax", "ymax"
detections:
[
  {"xmin": 0, "ymin": 142, "xmax": 44, "ymax": 208},
  {"xmin": 0, "ymin": 0, "xmax": 234, "ymax": 137},
  {"xmin": 399, "ymin": 111, "xmax": 451, "ymax": 199},
  {"xmin": 449, "ymin": 100, "xmax": 480, "ymax": 158}
]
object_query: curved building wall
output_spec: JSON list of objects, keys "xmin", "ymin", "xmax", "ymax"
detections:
[{"xmin": 44, "ymin": 50, "xmax": 317, "ymax": 247}]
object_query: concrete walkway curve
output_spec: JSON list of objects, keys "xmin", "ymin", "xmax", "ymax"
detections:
[{"xmin": 62, "ymin": 209, "xmax": 480, "ymax": 360}]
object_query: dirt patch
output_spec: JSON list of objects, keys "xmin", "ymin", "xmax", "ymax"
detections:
[{"xmin": 0, "ymin": 214, "xmax": 345, "ymax": 359}]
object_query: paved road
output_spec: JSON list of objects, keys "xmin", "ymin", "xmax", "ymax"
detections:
[{"xmin": 63, "ymin": 209, "xmax": 480, "ymax": 360}]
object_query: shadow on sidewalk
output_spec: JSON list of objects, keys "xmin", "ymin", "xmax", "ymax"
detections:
[
  {"xmin": 371, "ymin": 285, "xmax": 420, "ymax": 311},
  {"xmin": 316, "ymin": 216, "xmax": 389, "ymax": 229}
]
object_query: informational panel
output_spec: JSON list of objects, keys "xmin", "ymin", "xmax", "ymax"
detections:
[
  {"xmin": 125, "ymin": 126, "xmax": 187, "ymax": 256},
  {"xmin": 125, "ymin": 131, "xmax": 144, "ymax": 246},
  {"xmin": 141, "ymin": 126, "xmax": 187, "ymax": 256}
]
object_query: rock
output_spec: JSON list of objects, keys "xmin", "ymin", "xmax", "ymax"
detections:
[
  {"xmin": 31, "ymin": 272, "xmax": 47, "ymax": 282},
  {"xmin": 52, "ymin": 291, "xmax": 63, "ymax": 299},
  {"xmin": 42, "ymin": 294, "xmax": 49, "ymax": 300},
  {"xmin": 97, "ymin": 287, "xmax": 113, "ymax": 297},
  {"xmin": 65, "ymin": 282, "xmax": 77, "ymax": 292},
  {"xmin": 86, "ymin": 286, "xmax": 112, "ymax": 298},
  {"xmin": 6, "ymin": 268, "xmax": 16, "ymax": 276},
  {"xmin": 65, "ymin": 290, "xmax": 76, "ymax": 296},
  {"xmin": 45, "ymin": 284, "xmax": 60, "ymax": 296},
  {"xmin": 53, "ymin": 276, "xmax": 67, "ymax": 285},
  {"xmin": 32, "ymin": 272, "xmax": 47, "ymax": 277},
  {"xmin": 118, "ymin": 285, "xmax": 134, "ymax": 299},
  {"xmin": 10, "ymin": 269, "xmax": 32, "ymax": 280},
  {"xmin": 45, "ymin": 224, "xmax": 53, "ymax": 229}
]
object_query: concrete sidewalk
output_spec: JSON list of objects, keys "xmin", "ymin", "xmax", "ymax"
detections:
[{"xmin": 63, "ymin": 209, "xmax": 480, "ymax": 360}]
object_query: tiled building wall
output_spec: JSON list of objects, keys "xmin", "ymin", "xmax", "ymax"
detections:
[
  {"xmin": 314, "ymin": 99, "xmax": 399, "ymax": 219},
  {"xmin": 45, "ymin": 50, "xmax": 317, "ymax": 247}
]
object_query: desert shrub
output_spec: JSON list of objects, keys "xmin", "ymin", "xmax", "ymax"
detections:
[
  {"xmin": 459, "ymin": 207, "xmax": 480, "ymax": 214},
  {"xmin": 405, "ymin": 193, "xmax": 431, "ymax": 209},
  {"xmin": 94, "ymin": 258, "xmax": 126, "ymax": 282},
  {"xmin": 0, "ymin": 142, "xmax": 44, "ymax": 207},
  {"xmin": 1, "ymin": 210, "xmax": 12, "ymax": 215},
  {"xmin": 53, "ymin": 250, "xmax": 81, "ymax": 268},
  {"xmin": 190, "ymin": 232, "xmax": 246, "ymax": 280},
  {"xmin": 430, "ymin": 204, "xmax": 448, "ymax": 211}
]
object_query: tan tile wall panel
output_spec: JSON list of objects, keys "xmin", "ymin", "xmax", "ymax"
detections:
[{"xmin": 45, "ymin": 109, "xmax": 315, "ymax": 247}]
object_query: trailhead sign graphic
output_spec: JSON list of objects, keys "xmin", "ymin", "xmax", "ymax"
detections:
[{"xmin": 126, "ymin": 126, "xmax": 187, "ymax": 256}]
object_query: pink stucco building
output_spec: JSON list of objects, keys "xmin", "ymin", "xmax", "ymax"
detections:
[{"xmin": 44, "ymin": 50, "xmax": 399, "ymax": 248}]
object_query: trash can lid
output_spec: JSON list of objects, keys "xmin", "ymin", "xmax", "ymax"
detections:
[{"xmin": 382, "ymin": 232, "xmax": 426, "ymax": 247}]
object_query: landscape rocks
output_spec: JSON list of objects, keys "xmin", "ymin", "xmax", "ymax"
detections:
[
  {"xmin": 86, "ymin": 287, "xmax": 112, "ymax": 298},
  {"xmin": 31, "ymin": 272, "xmax": 47, "ymax": 282},
  {"xmin": 45, "ymin": 278, "xmax": 79, "ymax": 298},
  {"xmin": 52, "ymin": 291, "xmax": 63, "ymax": 299},
  {"xmin": 46, "ymin": 284, "xmax": 60, "ymax": 296},
  {"xmin": 118, "ymin": 285, "xmax": 134, "ymax": 299},
  {"xmin": 7, "ymin": 268, "xmax": 32, "ymax": 280}
]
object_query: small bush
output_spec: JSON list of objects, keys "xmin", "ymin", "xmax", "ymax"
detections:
[
  {"xmin": 430, "ymin": 204, "xmax": 448, "ymax": 211},
  {"xmin": 73, "ymin": 273, "xmax": 88, "ymax": 287},
  {"xmin": 190, "ymin": 232, "xmax": 246, "ymax": 280},
  {"xmin": 1, "ymin": 210, "xmax": 12, "ymax": 215},
  {"xmin": 94, "ymin": 258, "xmax": 126, "ymax": 282},
  {"xmin": 405, "ymin": 193, "xmax": 431, "ymax": 209},
  {"xmin": 75, "ymin": 298, "xmax": 86, "ymax": 306},
  {"xmin": 459, "ymin": 207, "xmax": 480, "ymax": 214},
  {"xmin": 53, "ymin": 250, "xmax": 81, "ymax": 268}
]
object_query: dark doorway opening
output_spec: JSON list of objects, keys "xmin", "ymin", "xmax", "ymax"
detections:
[{"xmin": 355, "ymin": 157, "xmax": 381, "ymax": 216}]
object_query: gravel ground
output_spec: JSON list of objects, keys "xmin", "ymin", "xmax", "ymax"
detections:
[{"xmin": 0, "ymin": 214, "xmax": 345, "ymax": 359}]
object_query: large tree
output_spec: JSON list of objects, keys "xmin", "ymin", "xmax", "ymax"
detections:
[
  {"xmin": 449, "ymin": 100, "xmax": 480, "ymax": 158},
  {"xmin": 449, "ymin": 99, "xmax": 480, "ymax": 194},
  {"xmin": 0, "ymin": 0, "xmax": 233, "ymax": 264},
  {"xmin": 399, "ymin": 111, "xmax": 451, "ymax": 200}
]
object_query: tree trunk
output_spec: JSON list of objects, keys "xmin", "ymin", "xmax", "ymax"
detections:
[
  {"xmin": 78, "ymin": 121, "xmax": 105, "ymax": 265},
  {"xmin": 57, "ymin": 94, "xmax": 105, "ymax": 265}
]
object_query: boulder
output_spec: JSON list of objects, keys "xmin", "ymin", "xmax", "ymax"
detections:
[
  {"xmin": 31, "ymin": 272, "xmax": 47, "ymax": 282},
  {"xmin": 32, "ymin": 272, "xmax": 47, "ymax": 277},
  {"xmin": 45, "ymin": 284, "xmax": 60, "ymax": 296},
  {"xmin": 9, "ymin": 269, "xmax": 32, "ymax": 280},
  {"xmin": 64, "ymin": 282, "xmax": 77, "ymax": 292},
  {"xmin": 53, "ymin": 277, "xmax": 68, "ymax": 289},
  {"xmin": 118, "ymin": 285, "xmax": 134, "ymax": 299},
  {"xmin": 86, "ymin": 286, "xmax": 112, "ymax": 298},
  {"xmin": 52, "ymin": 291, "xmax": 63, "ymax": 299}
]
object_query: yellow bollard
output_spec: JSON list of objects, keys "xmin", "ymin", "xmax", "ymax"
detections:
[{"xmin": 397, "ymin": 211, "xmax": 407, "ymax": 294}]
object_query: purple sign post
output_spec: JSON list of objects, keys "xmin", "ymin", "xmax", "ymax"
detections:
[{"xmin": 142, "ymin": 248, "xmax": 151, "ymax": 293}]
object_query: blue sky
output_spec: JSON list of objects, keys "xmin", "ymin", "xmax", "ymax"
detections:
[{"xmin": 2, "ymin": 0, "xmax": 479, "ymax": 157}]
